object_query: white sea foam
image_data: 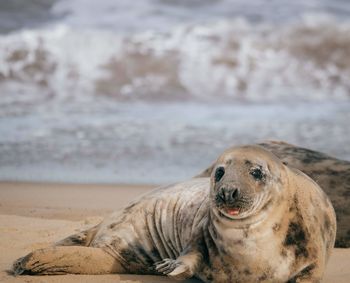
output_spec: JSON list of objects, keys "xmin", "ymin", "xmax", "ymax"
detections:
[{"xmin": 0, "ymin": 15, "xmax": 350, "ymax": 105}]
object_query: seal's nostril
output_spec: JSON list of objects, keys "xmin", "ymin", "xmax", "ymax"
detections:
[
  {"xmin": 218, "ymin": 187, "xmax": 226, "ymax": 202},
  {"xmin": 231, "ymin": 188, "xmax": 239, "ymax": 200}
]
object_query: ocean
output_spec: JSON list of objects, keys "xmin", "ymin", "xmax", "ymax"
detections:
[{"xmin": 0, "ymin": 0, "xmax": 349, "ymax": 184}]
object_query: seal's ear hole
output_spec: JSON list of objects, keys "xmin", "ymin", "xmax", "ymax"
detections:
[
  {"xmin": 283, "ymin": 161, "xmax": 288, "ymax": 166},
  {"xmin": 214, "ymin": 167, "xmax": 225, "ymax": 183}
]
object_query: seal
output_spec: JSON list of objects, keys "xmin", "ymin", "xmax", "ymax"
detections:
[
  {"xmin": 13, "ymin": 145, "xmax": 336, "ymax": 282},
  {"xmin": 198, "ymin": 140, "xmax": 350, "ymax": 248}
]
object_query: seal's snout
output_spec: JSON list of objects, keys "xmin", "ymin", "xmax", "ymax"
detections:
[{"xmin": 218, "ymin": 187, "xmax": 240, "ymax": 204}]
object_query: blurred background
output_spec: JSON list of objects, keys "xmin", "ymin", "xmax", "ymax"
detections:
[{"xmin": 0, "ymin": 0, "xmax": 349, "ymax": 184}]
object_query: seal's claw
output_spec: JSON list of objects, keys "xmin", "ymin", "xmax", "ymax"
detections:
[
  {"xmin": 168, "ymin": 264, "xmax": 192, "ymax": 280},
  {"xmin": 155, "ymin": 258, "xmax": 192, "ymax": 280},
  {"xmin": 155, "ymin": 258, "xmax": 177, "ymax": 274}
]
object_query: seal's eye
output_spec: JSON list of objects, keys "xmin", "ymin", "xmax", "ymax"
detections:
[
  {"xmin": 215, "ymin": 167, "xmax": 225, "ymax": 183},
  {"xmin": 250, "ymin": 168, "xmax": 264, "ymax": 180}
]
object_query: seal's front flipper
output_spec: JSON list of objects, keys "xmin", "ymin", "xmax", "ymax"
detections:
[
  {"xmin": 155, "ymin": 250, "xmax": 202, "ymax": 280},
  {"xmin": 155, "ymin": 258, "xmax": 193, "ymax": 280},
  {"xmin": 13, "ymin": 246, "xmax": 125, "ymax": 275}
]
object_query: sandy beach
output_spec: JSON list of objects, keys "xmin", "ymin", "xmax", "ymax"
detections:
[{"xmin": 0, "ymin": 182, "xmax": 349, "ymax": 283}]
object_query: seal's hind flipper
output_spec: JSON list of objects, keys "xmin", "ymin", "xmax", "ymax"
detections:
[
  {"xmin": 13, "ymin": 246, "xmax": 125, "ymax": 275},
  {"xmin": 55, "ymin": 224, "xmax": 99, "ymax": 247}
]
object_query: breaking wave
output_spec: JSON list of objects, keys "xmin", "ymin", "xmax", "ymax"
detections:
[{"xmin": 0, "ymin": 15, "xmax": 350, "ymax": 104}]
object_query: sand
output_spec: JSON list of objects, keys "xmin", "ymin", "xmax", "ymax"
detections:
[{"xmin": 0, "ymin": 182, "xmax": 349, "ymax": 283}]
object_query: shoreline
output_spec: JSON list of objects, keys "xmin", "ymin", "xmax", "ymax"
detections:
[{"xmin": 0, "ymin": 181, "xmax": 349, "ymax": 282}]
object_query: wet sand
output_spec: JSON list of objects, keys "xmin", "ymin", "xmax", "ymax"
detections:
[{"xmin": 0, "ymin": 182, "xmax": 348, "ymax": 282}]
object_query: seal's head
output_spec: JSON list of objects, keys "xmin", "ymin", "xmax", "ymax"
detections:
[{"xmin": 210, "ymin": 145, "xmax": 287, "ymax": 223}]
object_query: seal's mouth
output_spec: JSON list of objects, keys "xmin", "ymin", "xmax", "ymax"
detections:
[
  {"xmin": 214, "ymin": 192, "xmax": 258, "ymax": 220},
  {"xmin": 218, "ymin": 207, "xmax": 241, "ymax": 220},
  {"xmin": 215, "ymin": 192, "xmax": 272, "ymax": 221},
  {"xmin": 214, "ymin": 192, "xmax": 254, "ymax": 220},
  {"xmin": 225, "ymin": 207, "xmax": 240, "ymax": 216}
]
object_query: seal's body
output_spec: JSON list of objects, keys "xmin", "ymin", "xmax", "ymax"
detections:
[{"xmin": 14, "ymin": 146, "xmax": 336, "ymax": 283}]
